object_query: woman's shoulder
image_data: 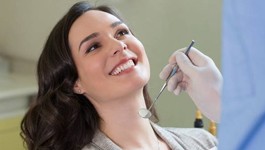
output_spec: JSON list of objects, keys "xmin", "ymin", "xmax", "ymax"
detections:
[
  {"xmin": 164, "ymin": 127, "xmax": 218, "ymax": 149},
  {"xmin": 151, "ymin": 122, "xmax": 217, "ymax": 149},
  {"xmin": 81, "ymin": 130, "xmax": 122, "ymax": 150},
  {"xmin": 167, "ymin": 127, "xmax": 217, "ymax": 141},
  {"xmin": 82, "ymin": 124, "xmax": 218, "ymax": 150}
]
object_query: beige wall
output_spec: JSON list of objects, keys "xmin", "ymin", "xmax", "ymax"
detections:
[{"xmin": 0, "ymin": 0, "xmax": 221, "ymax": 127}]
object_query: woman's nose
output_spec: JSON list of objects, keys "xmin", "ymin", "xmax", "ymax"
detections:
[{"xmin": 110, "ymin": 39, "xmax": 127, "ymax": 56}]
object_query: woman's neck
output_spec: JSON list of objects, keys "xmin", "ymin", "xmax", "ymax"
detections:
[{"xmin": 94, "ymin": 93, "xmax": 160, "ymax": 149}]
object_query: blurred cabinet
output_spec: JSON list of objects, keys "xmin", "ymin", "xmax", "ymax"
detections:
[
  {"xmin": 0, "ymin": 115, "xmax": 25, "ymax": 150},
  {"xmin": 0, "ymin": 73, "xmax": 37, "ymax": 150}
]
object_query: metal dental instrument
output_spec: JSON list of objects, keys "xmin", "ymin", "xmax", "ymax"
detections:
[{"xmin": 139, "ymin": 40, "xmax": 195, "ymax": 118}]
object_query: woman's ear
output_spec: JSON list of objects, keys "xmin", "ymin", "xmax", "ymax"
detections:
[{"xmin": 73, "ymin": 79, "xmax": 84, "ymax": 94}]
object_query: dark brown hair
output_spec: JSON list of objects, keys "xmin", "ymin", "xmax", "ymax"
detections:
[{"xmin": 21, "ymin": 1, "xmax": 158, "ymax": 150}]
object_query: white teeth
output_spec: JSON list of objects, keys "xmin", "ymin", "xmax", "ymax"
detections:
[{"xmin": 111, "ymin": 60, "xmax": 135, "ymax": 75}]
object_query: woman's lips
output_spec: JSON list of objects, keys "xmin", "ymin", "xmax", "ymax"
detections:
[{"xmin": 109, "ymin": 58, "xmax": 137, "ymax": 76}]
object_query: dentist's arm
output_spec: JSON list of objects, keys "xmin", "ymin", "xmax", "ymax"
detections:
[{"xmin": 160, "ymin": 47, "xmax": 222, "ymax": 123}]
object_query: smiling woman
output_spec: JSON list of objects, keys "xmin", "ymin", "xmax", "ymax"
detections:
[
  {"xmin": 20, "ymin": 2, "xmax": 157, "ymax": 150},
  {"xmin": 20, "ymin": 1, "xmax": 221, "ymax": 150}
]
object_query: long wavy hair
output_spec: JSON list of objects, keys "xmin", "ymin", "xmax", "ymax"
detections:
[{"xmin": 20, "ymin": 1, "xmax": 158, "ymax": 150}]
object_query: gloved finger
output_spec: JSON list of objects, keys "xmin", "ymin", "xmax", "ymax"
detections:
[
  {"xmin": 169, "ymin": 47, "xmax": 211, "ymax": 67},
  {"xmin": 169, "ymin": 47, "xmax": 187, "ymax": 64},
  {"xmin": 174, "ymin": 51, "xmax": 197, "ymax": 76},
  {"xmin": 173, "ymin": 82, "xmax": 187, "ymax": 95},
  {"xmin": 185, "ymin": 47, "xmax": 212, "ymax": 67},
  {"xmin": 159, "ymin": 63, "xmax": 175, "ymax": 81},
  {"xmin": 173, "ymin": 84, "xmax": 182, "ymax": 95},
  {"xmin": 167, "ymin": 71, "xmax": 183, "ymax": 92}
]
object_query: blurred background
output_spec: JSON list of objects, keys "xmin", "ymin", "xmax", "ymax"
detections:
[{"xmin": 0, "ymin": 0, "xmax": 221, "ymax": 149}]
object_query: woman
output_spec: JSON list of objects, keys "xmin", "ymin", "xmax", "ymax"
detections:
[{"xmin": 21, "ymin": 1, "xmax": 222, "ymax": 150}]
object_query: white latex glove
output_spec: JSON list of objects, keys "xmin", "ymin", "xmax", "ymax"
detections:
[{"xmin": 159, "ymin": 47, "xmax": 222, "ymax": 123}]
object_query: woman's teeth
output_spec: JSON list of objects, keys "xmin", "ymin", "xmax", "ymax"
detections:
[{"xmin": 111, "ymin": 60, "xmax": 135, "ymax": 75}]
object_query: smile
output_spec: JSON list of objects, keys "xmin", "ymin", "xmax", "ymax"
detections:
[{"xmin": 110, "ymin": 59, "xmax": 135, "ymax": 76}]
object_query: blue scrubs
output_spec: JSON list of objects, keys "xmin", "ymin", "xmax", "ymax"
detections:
[{"xmin": 219, "ymin": 0, "xmax": 265, "ymax": 149}]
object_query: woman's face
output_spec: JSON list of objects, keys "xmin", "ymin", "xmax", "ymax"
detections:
[{"xmin": 69, "ymin": 10, "xmax": 150, "ymax": 102}]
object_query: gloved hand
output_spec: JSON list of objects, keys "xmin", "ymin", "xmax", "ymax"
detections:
[{"xmin": 160, "ymin": 47, "xmax": 222, "ymax": 123}]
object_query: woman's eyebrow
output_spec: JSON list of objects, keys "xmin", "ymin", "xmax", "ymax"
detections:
[
  {"xmin": 78, "ymin": 21, "xmax": 123, "ymax": 51},
  {"xmin": 111, "ymin": 21, "xmax": 123, "ymax": 28},
  {"xmin": 79, "ymin": 32, "xmax": 99, "ymax": 51}
]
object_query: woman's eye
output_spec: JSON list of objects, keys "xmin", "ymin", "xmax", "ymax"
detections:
[
  {"xmin": 86, "ymin": 43, "xmax": 101, "ymax": 53},
  {"xmin": 116, "ymin": 29, "xmax": 129, "ymax": 38}
]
